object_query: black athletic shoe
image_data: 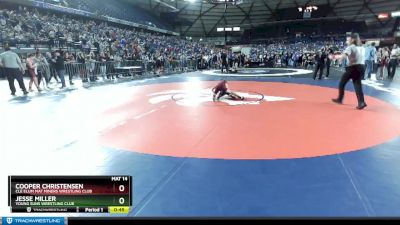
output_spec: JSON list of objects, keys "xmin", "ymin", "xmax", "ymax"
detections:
[
  {"xmin": 331, "ymin": 99, "xmax": 342, "ymax": 104},
  {"xmin": 11, "ymin": 93, "xmax": 16, "ymax": 96},
  {"xmin": 70, "ymin": 82, "xmax": 75, "ymax": 85},
  {"xmin": 23, "ymin": 91, "xmax": 29, "ymax": 95},
  {"xmin": 356, "ymin": 103, "xmax": 367, "ymax": 110}
]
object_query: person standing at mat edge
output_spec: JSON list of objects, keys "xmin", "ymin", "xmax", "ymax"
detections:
[
  {"xmin": 220, "ymin": 50, "xmax": 229, "ymax": 74},
  {"xmin": 52, "ymin": 51, "xmax": 66, "ymax": 88},
  {"xmin": 325, "ymin": 46, "xmax": 334, "ymax": 78},
  {"xmin": 387, "ymin": 44, "xmax": 400, "ymax": 80},
  {"xmin": 0, "ymin": 46, "xmax": 28, "ymax": 96},
  {"xmin": 364, "ymin": 42, "xmax": 376, "ymax": 80},
  {"xmin": 313, "ymin": 47, "xmax": 327, "ymax": 80},
  {"xmin": 332, "ymin": 33, "xmax": 367, "ymax": 110}
]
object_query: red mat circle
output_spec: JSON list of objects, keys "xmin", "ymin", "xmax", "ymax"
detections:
[{"xmin": 99, "ymin": 81, "xmax": 400, "ymax": 159}]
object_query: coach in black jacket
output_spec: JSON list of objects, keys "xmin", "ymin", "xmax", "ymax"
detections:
[{"xmin": 313, "ymin": 48, "xmax": 327, "ymax": 80}]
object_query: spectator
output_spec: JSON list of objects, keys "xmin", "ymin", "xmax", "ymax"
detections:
[
  {"xmin": 99, "ymin": 52, "xmax": 107, "ymax": 80},
  {"xmin": 364, "ymin": 42, "xmax": 376, "ymax": 80},
  {"xmin": 388, "ymin": 44, "xmax": 399, "ymax": 80},
  {"xmin": 36, "ymin": 51, "xmax": 50, "ymax": 88},
  {"xmin": 52, "ymin": 51, "xmax": 66, "ymax": 88},
  {"xmin": 47, "ymin": 52, "xmax": 59, "ymax": 83},
  {"xmin": 313, "ymin": 48, "xmax": 327, "ymax": 80},
  {"xmin": 77, "ymin": 52, "xmax": 87, "ymax": 82},
  {"xmin": 377, "ymin": 47, "xmax": 389, "ymax": 80}
]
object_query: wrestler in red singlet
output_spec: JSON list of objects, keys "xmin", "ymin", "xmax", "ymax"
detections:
[{"xmin": 212, "ymin": 80, "xmax": 244, "ymax": 101}]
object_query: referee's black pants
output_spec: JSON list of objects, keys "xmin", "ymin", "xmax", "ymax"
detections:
[
  {"xmin": 5, "ymin": 68, "xmax": 27, "ymax": 95},
  {"xmin": 337, "ymin": 64, "xmax": 366, "ymax": 105},
  {"xmin": 326, "ymin": 59, "xmax": 331, "ymax": 77}
]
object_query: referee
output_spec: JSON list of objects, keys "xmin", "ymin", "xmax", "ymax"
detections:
[
  {"xmin": 220, "ymin": 50, "xmax": 229, "ymax": 73},
  {"xmin": 0, "ymin": 46, "xmax": 28, "ymax": 96},
  {"xmin": 332, "ymin": 33, "xmax": 367, "ymax": 110}
]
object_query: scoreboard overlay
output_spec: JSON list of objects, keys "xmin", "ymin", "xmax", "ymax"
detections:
[{"xmin": 8, "ymin": 176, "xmax": 132, "ymax": 214}]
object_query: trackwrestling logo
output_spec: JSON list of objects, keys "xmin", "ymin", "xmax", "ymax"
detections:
[
  {"xmin": 147, "ymin": 89, "xmax": 294, "ymax": 107},
  {"xmin": 2, "ymin": 217, "xmax": 64, "ymax": 225}
]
